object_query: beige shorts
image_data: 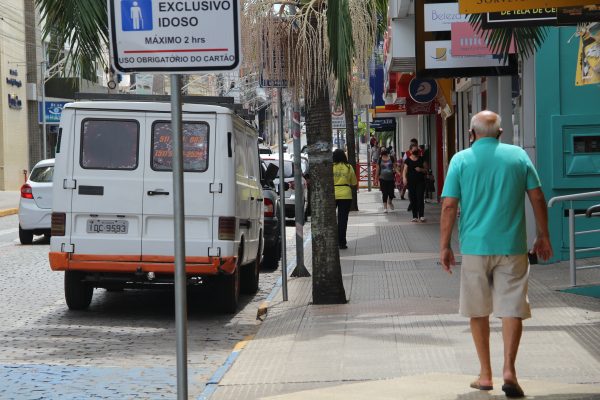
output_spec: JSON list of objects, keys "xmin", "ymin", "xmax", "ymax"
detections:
[{"xmin": 459, "ymin": 254, "xmax": 531, "ymax": 320}]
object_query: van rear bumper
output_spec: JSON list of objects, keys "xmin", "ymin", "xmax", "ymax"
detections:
[{"xmin": 49, "ymin": 252, "xmax": 237, "ymax": 275}]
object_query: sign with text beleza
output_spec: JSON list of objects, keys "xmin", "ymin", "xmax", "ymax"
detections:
[{"xmin": 108, "ymin": 0, "xmax": 241, "ymax": 73}]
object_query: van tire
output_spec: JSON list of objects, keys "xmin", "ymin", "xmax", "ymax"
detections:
[
  {"xmin": 241, "ymin": 240, "xmax": 261, "ymax": 295},
  {"xmin": 19, "ymin": 226, "xmax": 34, "ymax": 245},
  {"xmin": 218, "ymin": 267, "xmax": 240, "ymax": 314},
  {"xmin": 65, "ymin": 271, "xmax": 93, "ymax": 310}
]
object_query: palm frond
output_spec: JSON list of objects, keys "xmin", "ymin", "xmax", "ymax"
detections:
[
  {"xmin": 36, "ymin": 0, "xmax": 108, "ymax": 78},
  {"xmin": 328, "ymin": 0, "xmax": 355, "ymax": 105},
  {"xmin": 468, "ymin": 14, "xmax": 548, "ymax": 61}
]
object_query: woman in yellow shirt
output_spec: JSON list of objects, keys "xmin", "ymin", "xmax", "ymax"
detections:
[{"xmin": 333, "ymin": 149, "xmax": 357, "ymax": 249}]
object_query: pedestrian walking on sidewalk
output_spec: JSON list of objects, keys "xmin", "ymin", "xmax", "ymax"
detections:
[
  {"xmin": 403, "ymin": 144, "xmax": 427, "ymax": 222},
  {"xmin": 374, "ymin": 147, "xmax": 396, "ymax": 213},
  {"xmin": 439, "ymin": 110, "xmax": 553, "ymax": 399},
  {"xmin": 333, "ymin": 149, "xmax": 357, "ymax": 250}
]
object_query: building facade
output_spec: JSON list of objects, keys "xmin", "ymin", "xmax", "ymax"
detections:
[{"xmin": 0, "ymin": 0, "xmax": 30, "ymax": 190}]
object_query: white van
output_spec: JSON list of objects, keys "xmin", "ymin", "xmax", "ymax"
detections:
[{"xmin": 49, "ymin": 101, "xmax": 263, "ymax": 313}]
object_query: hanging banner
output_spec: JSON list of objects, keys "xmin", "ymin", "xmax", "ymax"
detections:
[{"xmin": 459, "ymin": 0, "xmax": 598, "ymax": 14}]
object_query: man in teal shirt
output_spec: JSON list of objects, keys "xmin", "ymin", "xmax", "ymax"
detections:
[{"xmin": 440, "ymin": 111, "xmax": 553, "ymax": 398}]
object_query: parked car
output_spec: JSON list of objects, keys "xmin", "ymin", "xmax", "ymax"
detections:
[
  {"xmin": 49, "ymin": 101, "xmax": 263, "ymax": 313},
  {"xmin": 18, "ymin": 158, "xmax": 54, "ymax": 244},
  {"xmin": 260, "ymin": 161, "xmax": 281, "ymax": 269},
  {"xmin": 260, "ymin": 153, "xmax": 308, "ymax": 219}
]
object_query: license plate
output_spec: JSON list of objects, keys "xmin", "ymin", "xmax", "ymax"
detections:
[{"xmin": 87, "ymin": 219, "xmax": 129, "ymax": 234}]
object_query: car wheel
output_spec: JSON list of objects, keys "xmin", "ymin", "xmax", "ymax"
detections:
[
  {"xmin": 64, "ymin": 271, "xmax": 93, "ymax": 310},
  {"xmin": 241, "ymin": 239, "xmax": 261, "ymax": 295},
  {"xmin": 19, "ymin": 225, "xmax": 34, "ymax": 245}
]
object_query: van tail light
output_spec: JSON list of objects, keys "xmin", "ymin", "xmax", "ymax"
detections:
[
  {"xmin": 264, "ymin": 198, "xmax": 274, "ymax": 218},
  {"xmin": 218, "ymin": 217, "xmax": 236, "ymax": 241},
  {"xmin": 51, "ymin": 212, "xmax": 66, "ymax": 236},
  {"xmin": 20, "ymin": 184, "xmax": 33, "ymax": 199}
]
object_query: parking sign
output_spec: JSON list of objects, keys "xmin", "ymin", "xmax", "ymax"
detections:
[{"xmin": 108, "ymin": 0, "xmax": 241, "ymax": 73}]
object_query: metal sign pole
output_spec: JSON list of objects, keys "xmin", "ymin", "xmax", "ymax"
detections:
[
  {"xmin": 277, "ymin": 88, "xmax": 288, "ymax": 301},
  {"xmin": 170, "ymin": 74, "xmax": 188, "ymax": 399},
  {"xmin": 290, "ymin": 93, "xmax": 309, "ymax": 277},
  {"xmin": 41, "ymin": 61, "xmax": 47, "ymax": 159},
  {"xmin": 366, "ymin": 106, "xmax": 372, "ymax": 192}
]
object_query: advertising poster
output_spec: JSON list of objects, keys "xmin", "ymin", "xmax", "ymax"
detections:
[{"xmin": 575, "ymin": 24, "xmax": 600, "ymax": 86}]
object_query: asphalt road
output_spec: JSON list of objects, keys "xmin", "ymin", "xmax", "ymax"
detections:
[{"xmin": 0, "ymin": 214, "xmax": 303, "ymax": 399}]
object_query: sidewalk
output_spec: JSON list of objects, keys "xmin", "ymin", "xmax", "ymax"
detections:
[
  {"xmin": 211, "ymin": 191, "xmax": 600, "ymax": 399},
  {"xmin": 0, "ymin": 191, "xmax": 19, "ymax": 216}
]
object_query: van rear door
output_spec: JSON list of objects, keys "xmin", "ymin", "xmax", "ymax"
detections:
[
  {"xmin": 70, "ymin": 112, "xmax": 145, "ymax": 256},
  {"xmin": 142, "ymin": 114, "xmax": 215, "ymax": 258}
]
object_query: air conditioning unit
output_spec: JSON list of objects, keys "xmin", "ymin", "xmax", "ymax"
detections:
[{"xmin": 389, "ymin": 16, "xmax": 416, "ymax": 73}]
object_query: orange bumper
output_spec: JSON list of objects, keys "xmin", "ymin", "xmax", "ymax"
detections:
[{"xmin": 49, "ymin": 252, "xmax": 237, "ymax": 275}]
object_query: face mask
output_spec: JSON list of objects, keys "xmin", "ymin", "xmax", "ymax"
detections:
[
  {"xmin": 412, "ymin": 150, "xmax": 419, "ymax": 156},
  {"xmin": 381, "ymin": 151, "xmax": 388, "ymax": 156}
]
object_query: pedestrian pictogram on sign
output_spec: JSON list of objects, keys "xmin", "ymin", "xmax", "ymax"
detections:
[{"xmin": 121, "ymin": 0, "xmax": 153, "ymax": 31}]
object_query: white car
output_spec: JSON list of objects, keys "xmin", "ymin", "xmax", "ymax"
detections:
[
  {"xmin": 260, "ymin": 153, "xmax": 308, "ymax": 219},
  {"xmin": 19, "ymin": 158, "xmax": 54, "ymax": 244}
]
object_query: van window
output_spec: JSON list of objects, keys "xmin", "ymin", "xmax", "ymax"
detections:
[
  {"xmin": 152, "ymin": 121, "xmax": 209, "ymax": 172},
  {"xmin": 81, "ymin": 119, "xmax": 139, "ymax": 170}
]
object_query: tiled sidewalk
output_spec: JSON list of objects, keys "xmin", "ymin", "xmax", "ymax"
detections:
[{"xmin": 211, "ymin": 191, "xmax": 600, "ymax": 399}]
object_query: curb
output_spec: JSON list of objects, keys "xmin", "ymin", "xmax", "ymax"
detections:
[
  {"xmin": 198, "ymin": 234, "xmax": 311, "ymax": 399},
  {"xmin": 0, "ymin": 208, "xmax": 18, "ymax": 217},
  {"xmin": 197, "ymin": 335, "xmax": 254, "ymax": 400}
]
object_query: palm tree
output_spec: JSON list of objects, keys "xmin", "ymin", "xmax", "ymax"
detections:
[{"xmin": 468, "ymin": 14, "xmax": 549, "ymax": 60}]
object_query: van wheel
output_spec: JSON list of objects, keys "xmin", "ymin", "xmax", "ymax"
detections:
[
  {"xmin": 218, "ymin": 266, "xmax": 240, "ymax": 314},
  {"xmin": 19, "ymin": 226, "xmax": 33, "ymax": 245},
  {"xmin": 65, "ymin": 271, "xmax": 93, "ymax": 310},
  {"xmin": 241, "ymin": 241, "xmax": 261, "ymax": 295}
]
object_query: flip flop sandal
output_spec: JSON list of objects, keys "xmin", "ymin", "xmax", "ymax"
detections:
[
  {"xmin": 502, "ymin": 383, "xmax": 525, "ymax": 398},
  {"xmin": 470, "ymin": 379, "xmax": 493, "ymax": 391}
]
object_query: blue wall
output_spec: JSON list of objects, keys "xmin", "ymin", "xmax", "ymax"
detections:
[{"xmin": 536, "ymin": 27, "xmax": 600, "ymax": 262}]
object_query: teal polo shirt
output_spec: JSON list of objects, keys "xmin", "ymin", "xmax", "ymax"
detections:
[{"xmin": 441, "ymin": 137, "xmax": 541, "ymax": 255}]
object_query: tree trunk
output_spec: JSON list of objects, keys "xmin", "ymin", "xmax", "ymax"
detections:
[
  {"xmin": 306, "ymin": 84, "xmax": 347, "ymax": 305},
  {"xmin": 343, "ymin": 95, "xmax": 358, "ymax": 211}
]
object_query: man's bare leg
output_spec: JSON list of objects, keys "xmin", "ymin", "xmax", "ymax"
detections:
[
  {"xmin": 470, "ymin": 316, "xmax": 493, "ymax": 386},
  {"xmin": 502, "ymin": 317, "xmax": 522, "ymax": 384}
]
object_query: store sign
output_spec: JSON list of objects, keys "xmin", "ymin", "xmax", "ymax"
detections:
[
  {"xmin": 451, "ymin": 22, "xmax": 516, "ymax": 55},
  {"xmin": 459, "ymin": 0, "xmax": 598, "ymax": 14},
  {"xmin": 424, "ymin": 3, "xmax": 468, "ymax": 32},
  {"xmin": 39, "ymin": 101, "xmax": 69, "ymax": 123},
  {"xmin": 406, "ymin": 97, "xmax": 437, "ymax": 115},
  {"xmin": 558, "ymin": 5, "xmax": 600, "ymax": 25},
  {"xmin": 424, "ymin": 40, "xmax": 510, "ymax": 70},
  {"xmin": 482, "ymin": 8, "xmax": 558, "ymax": 28},
  {"xmin": 108, "ymin": 0, "xmax": 241, "ymax": 73},
  {"xmin": 409, "ymin": 78, "xmax": 438, "ymax": 103}
]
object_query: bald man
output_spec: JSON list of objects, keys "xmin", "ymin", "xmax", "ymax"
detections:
[{"xmin": 440, "ymin": 110, "xmax": 553, "ymax": 398}]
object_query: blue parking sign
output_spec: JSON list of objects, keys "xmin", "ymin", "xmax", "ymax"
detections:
[{"xmin": 121, "ymin": 0, "xmax": 153, "ymax": 31}]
